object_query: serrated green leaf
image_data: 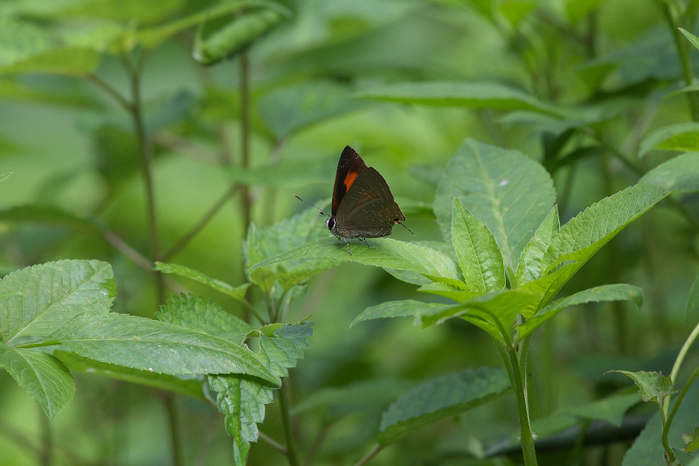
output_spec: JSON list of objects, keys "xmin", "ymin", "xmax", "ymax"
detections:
[
  {"xmin": 451, "ymin": 198, "xmax": 505, "ymax": 291},
  {"xmin": 434, "ymin": 139, "xmax": 556, "ymax": 271},
  {"xmin": 0, "ymin": 205, "xmax": 103, "ymax": 235},
  {"xmin": 358, "ymin": 81, "xmax": 564, "ymax": 117},
  {"xmin": 0, "ymin": 344, "xmax": 74, "ymax": 418},
  {"xmin": 155, "ymin": 263, "xmax": 250, "ymax": 302},
  {"xmin": 686, "ymin": 274, "xmax": 699, "ymax": 325},
  {"xmin": 639, "ymin": 123, "xmax": 699, "ymax": 156},
  {"xmin": 350, "ymin": 299, "xmax": 452, "ymax": 328},
  {"xmin": 43, "ymin": 312, "xmax": 279, "ymax": 384},
  {"xmin": 1, "ymin": 260, "xmax": 115, "ymax": 343},
  {"xmin": 416, "ymin": 290, "xmax": 542, "ymax": 342},
  {"xmin": 416, "ymin": 282, "xmax": 482, "ymax": 302},
  {"xmin": 515, "ymin": 206, "xmax": 559, "ymax": 286},
  {"xmin": 609, "ymin": 370, "xmax": 678, "ymax": 405},
  {"xmin": 559, "ymin": 391, "xmax": 639, "ymax": 427},
  {"xmin": 378, "ymin": 367, "xmax": 510, "ymax": 445},
  {"xmin": 639, "ymin": 152, "xmax": 699, "ymax": 192},
  {"xmin": 516, "ymin": 284, "xmax": 643, "ymax": 341},
  {"xmin": 251, "ymin": 237, "xmax": 461, "ymax": 286},
  {"xmin": 683, "ymin": 426, "xmax": 699, "ymax": 454},
  {"xmin": 623, "ymin": 379, "xmax": 699, "ymax": 465},
  {"xmin": 209, "ymin": 374, "xmax": 269, "ymax": 466},
  {"xmin": 516, "ymin": 261, "xmax": 580, "ymax": 312},
  {"xmin": 541, "ymin": 184, "xmax": 669, "ymax": 275},
  {"xmin": 254, "ymin": 322, "xmax": 312, "ymax": 378},
  {"xmin": 244, "ymin": 208, "xmax": 343, "ymax": 292},
  {"xmin": 157, "ymin": 294, "xmax": 253, "ymax": 345},
  {"xmin": 55, "ymin": 350, "xmax": 206, "ymax": 401}
]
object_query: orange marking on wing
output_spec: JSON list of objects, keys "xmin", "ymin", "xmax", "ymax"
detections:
[{"xmin": 343, "ymin": 171, "xmax": 360, "ymax": 191}]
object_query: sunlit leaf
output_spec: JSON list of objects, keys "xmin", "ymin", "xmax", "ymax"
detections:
[
  {"xmin": 434, "ymin": 139, "xmax": 556, "ymax": 270},
  {"xmin": 515, "ymin": 206, "xmax": 559, "ymax": 286},
  {"xmin": 378, "ymin": 367, "xmax": 510, "ymax": 445},
  {"xmin": 0, "ymin": 345, "xmax": 74, "ymax": 418},
  {"xmin": 639, "ymin": 123, "xmax": 699, "ymax": 156},
  {"xmin": 639, "ymin": 152, "xmax": 699, "ymax": 192}
]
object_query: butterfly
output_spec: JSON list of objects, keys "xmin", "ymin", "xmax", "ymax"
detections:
[{"xmin": 297, "ymin": 146, "xmax": 412, "ymax": 255}]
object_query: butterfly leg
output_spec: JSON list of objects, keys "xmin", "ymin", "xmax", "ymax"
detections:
[
  {"xmin": 342, "ymin": 237, "xmax": 352, "ymax": 255},
  {"xmin": 360, "ymin": 237, "xmax": 375, "ymax": 250}
]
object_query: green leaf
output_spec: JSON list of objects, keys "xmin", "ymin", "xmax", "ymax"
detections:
[
  {"xmin": 623, "ymin": 378, "xmax": 699, "ymax": 465},
  {"xmin": 1, "ymin": 260, "xmax": 115, "ymax": 343},
  {"xmin": 416, "ymin": 290, "xmax": 542, "ymax": 342},
  {"xmin": 154, "ymin": 262, "xmax": 250, "ymax": 303},
  {"xmin": 516, "ymin": 261, "xmax": 580, "ymax": 312},
  {"xmin": 250, "ymin": 237, "xmax": 461, "ymax": 285},
  {"xmin": 416, "ymin": 282, "xmax": 482, "ymax": 302},
  {"xmin": 378, "ymin": 367, "xmax": 511, "ymax": 445},
  {"xmin": 157, "ymin": 294, "xmax": 254, "ymax": 345},
  {"xmin": 258, "ymin": 81, "xmax": 365, "ymax": 139},
  {"xmin": 0, "ymin": 47, "xmax": 100, "ymax": 76},
  {"xmin": 49, "ymin": 0, "xmax": 184, "ymax": 24},
  {"xmin": 0, "ymin": 345, "xmax": 74, "ymax": 418},
  {"xmin": 639, "ymin": 123, "xmax": 699, "ymax": 156},
  {"xmin": 0, "ymin": 172, "xmax": 12, "ymax": 183},
  {"xmin": 515, "ymin": 206, "xmax": 559, "ymax": 286},
  {"xmin": 451, "ymin": 198, "xmax": 505, "ymax": 291},
  {"xmin": 559, "ymin": 391, "xmax": 640, "ymax": 427},
  {"xmin": 55, "ymin": 350, "xmax": 206, "ymax": 401},
  {"xmin": 686, "ymin": 274, "xmax": 699, "ymax": 325},
  {"xmin": 193, "ymin": 7, "xmax": 289, "ymax": 65},
  {"xmin": 350, "ymin": 299, "xmax": 453, "ymax": 328},
  {"xmin": 680, "ymin": 28, "xmax": 699, "ymax": 52},
  {"xmin": 45, "ymin": 312, "xmax": 279, "ymax": 384},
  {"xmin": 683, "ymin": 427, "xmax": 699, "ymax": 454},
  {"xmin": 0, "ymin": 205, "xmax": 103, "ymax": 235},
  {"xmin": 225, "ymin": 156, "xmax": 336, "ymax": 188},
  {"xmin": 358, "ymin": 81, "xmax": 564, "ymax": 117},
  {"xmin": 541, "ymin": 184, "xmax": 669, "ymax": 275},
  {"xmin": 639, "ymin": 152, "xmax": 699, "ymax": 192},
  {"xmin": 254, "ymin": 321, "xmax": 313, "ymax": 379},
  {"xmin": 244, "ymin": 208, "xmax": 344, "ymax": 292},
  {"xmin": 675, "ymin": 448, "xmax": 696, "ymax": 466},
  {"xmin": 433, "ymin": 139, "xmax": 556, "ymax": 270},
  {"xmin": 138, "ymin": 1, "xmax": 276, "ymax": 49},
  {"xmin": 608, "ymin": 370, "xmax": 678, "ymax": 405},
  {"xmin": 208, "ymin": 374, "xmax": 268, "ymax": 466},
  {"xmin": 516, "ymin": 284, "xmax": 643, "ymax": 341}
]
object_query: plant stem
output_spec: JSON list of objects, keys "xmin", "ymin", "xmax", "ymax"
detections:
[
  {"xmin": 164, "ymin": 392, "xmax": 183, "ymax": 466},
  {"xmin": 506, "ymin": 343, "xmax": 539, "ymax": 466},
  {"xmin": 662, "ymin": 363, "xmax": 699, "ymax": 462},
  {"xmin": 352, "ymin": 444, "xmax": 383, "ymax": 466},
  {"xmin": 663, "ymin": 319, "xmax": 699, "ymax": 415},
  {"xmin": 278, "ymin": 380, "xmax": 300, "ymax": 466},
  {"xmin": 239, "ymin": 51, "xmax": 252, "ymax": 236}
]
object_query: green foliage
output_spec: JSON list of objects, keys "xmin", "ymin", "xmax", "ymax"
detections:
[{"xmin": 610, "ymin": 370, "xmax": 679, "ymax": 405}]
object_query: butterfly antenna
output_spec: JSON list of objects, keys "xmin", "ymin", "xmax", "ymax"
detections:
[
  {"xmin": 295, "ymin": 195, "xmax": 329, "ymax": 216},
  {"xmin": 397, "ymin": 221, "xmax": 415, "ymax": 236}
]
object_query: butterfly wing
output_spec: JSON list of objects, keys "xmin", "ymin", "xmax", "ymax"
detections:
[
  {"xmin": 335, "ymin": 167, "xmax": 405, "ymax": 238},
  {"xmin": 332, "ymin": 146, "xmax": 368, "ymax": 216}
]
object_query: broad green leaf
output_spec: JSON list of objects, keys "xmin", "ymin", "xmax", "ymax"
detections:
[
  {"xmin": 609, "ymin": 370, "xmax": 678, "ymax": 405},
  {"xmin": 0, "ymin": 19, "xmax": 53, "ymax": 67},
  {"xmin": 0, "ymin": 172, "xmax": 11, "ymax": 183},
  {"xmin": 291, "ymin": 379, "xmax": 413, "ymax": 417},
  {"xmin": 254, "ymin": 322, "xmax": 313, "ymax": 378},
  {"xmin": 350, "ymin": 300, "xmax": 453, "ymax": 328},
  {"xmin": 244, "ymin": 208, "xmax": 343, "ymax": 292},
  {"xmin": 0, "ymin": 345, "xmax": 74, "ymax": 418},
  {"xmin": 434, "ymin": 139, "xmax": 556, "ymax": 270},
  {"xmin": 639, "ymin": 152, "xmax": 699, "ymax": 191},
  {"xmin": 193, "ymin": 8, "xmax": 289, "ymax": 65},
  {"xmin": 559, "ymin": 391, "xmax": 640, "ymax": 427},
  {"xmin": 1, "ymin": 260, "xmax": 115, "ymax": 343},
  {"xmin": 378, "ymin": 367, "xmax": 510, "ymax": 445},
  {"xmin": 675, "ymin": 448, "xmax": 696, "ymax": 466},
  {"xmin": 417, "ymin": 282, "xmax": 482, "ymax": 302},
  {"xmin": 639, "ymin": 123, "xmax": 699, "ymax": 156},
  {"xmin": 623, "ymin": 379, "xmax": 699, "ymax": 465},
  {"xmin": 515, "ymin": 206, "xmax": 559, "ymax": 286},
  {"xmin": 686, "ymin": 274, "xmax": 699, "ymax": 325},
  {"xmin": 357, "ymin": 82, "xmax": 564, "ymax": 117},
  {"xmin": 155, "ymin": 263, "xmax": 250, "ymax": 303},
  {"xmin": 0, "ymin": 47, "xmax": 100, "ymax": 76},
  {"xmin": 258, "ymin": 81, "xmax": 365, "ymax": 139},
  {"xmin": 416, "ymin": 290, "xmax": 542, "ymax": 342},
  {"xmin": 516, "ymin": 284, "xmax": 643, "ymax": 341},
  {"xmin": 0, "ymin": 205, "xmax": 103, "ymax": 235},
  {"xmin": 250, "ymin": 237, "xmax": 461, "ymax": 285},
  {"xmin": 138, "ymin": 1, "xmax": 278, "ymax": 49},
  {"xmin": 44, "ymin": 312, "xmax": 279, "ymax": 384},
  {"xmin": 157, "ymin": 294, "xmax": 253, "ymax": 345},
  {"xmin": 541, "ymin": 184, "xmax": 669, "ymax": 274},
  {"xmin": 209, "ymin": 374, "xmax": 268, "ymax": 466},
  {"xmin": 451, "ymin": 198, "xmax": 505, "ymax": 291},
  {"xmin": 55, "ymin": 350, "xmax": 206, "ymax": 401},
  {"xmin": 517, "ymin": 261, "xmax": 580, "ymax": 312},
  {"xmin": 683, "ymin": 427, "xmax": 699, "ymax": 454},
  {"xmin": 680, "ymin": 28, "xmax": 699, "ymax": 52}
]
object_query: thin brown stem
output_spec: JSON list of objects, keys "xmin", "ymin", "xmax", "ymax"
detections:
[
  {"xmin": 259, "ymin": 431, "xmax": 288, "ymax": 455},
  {"xmin": 352, "ymin": 445, "xmax": 383, "ymax": 466}
]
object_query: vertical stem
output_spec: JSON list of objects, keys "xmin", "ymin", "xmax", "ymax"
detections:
[
  {"xmin": 278, "ymin": 380, "xmax": 300, "ymax": 466},
  {"xmin": 164, "ymin": 393, "xmax": 182, "ymax": 466},
  {"xmin": 126, "ymin": 53, "xmax": 165, "ymax": 305},
  {"xmin": 239, "ymin": 51, "xmax": 252, "ymax": 236},
  {"xmin": 506, "ymin": 344, "xmax": 539, "ymax": 466}
]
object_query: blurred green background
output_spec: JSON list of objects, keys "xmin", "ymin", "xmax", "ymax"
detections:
[{"xmin": 1, "ymin": 0, "xmax": 699, "ymax": 465}]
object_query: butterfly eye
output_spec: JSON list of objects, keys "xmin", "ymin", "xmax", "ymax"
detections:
[{"xmin": 326, "ymin": 218, "xmax": 335, "ymax": 230}]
